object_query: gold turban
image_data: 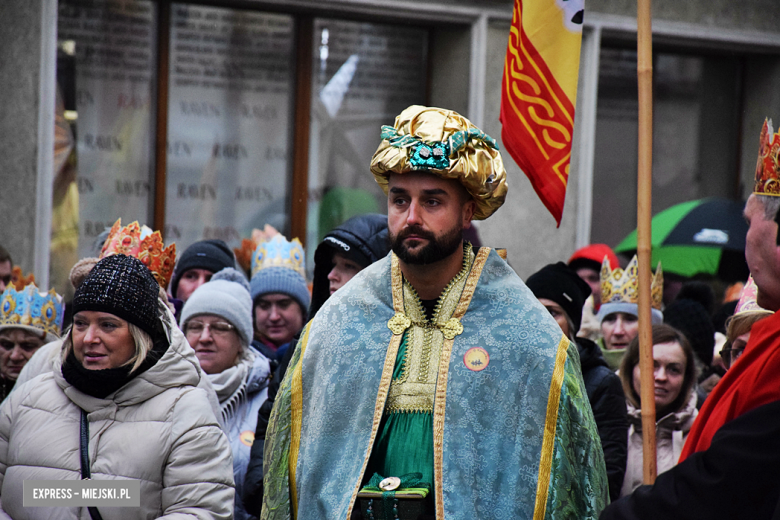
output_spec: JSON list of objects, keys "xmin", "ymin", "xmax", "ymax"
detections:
[{"xmin": 370, "ymin": 105, "xmax": 508, "ymax": 220}]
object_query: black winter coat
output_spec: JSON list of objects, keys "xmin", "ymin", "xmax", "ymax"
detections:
[
  {"xmin": 578, "ymin": 337, "xmax": 629, "ymax": 502},
  {"xmin": 601, "ymin": 399, "xmax": 780, "ymax": 520},
  {"xmin": 243, "ymin": 342, "xmax": 294, "ymax": 516}
]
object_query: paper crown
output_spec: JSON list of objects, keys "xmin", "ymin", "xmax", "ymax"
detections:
[
  {"xmin": 754, "ymin": 118, "xmax": 780, "ymax": 196},
  {"xmin": 0, "ymin": 283, "xmax": 64, "ymax": 341},
  {"xmin": 600, "ymin": 255, "xmax": 663, "ymax": 310},
  {"xmin": 10, "ymin": 266, "xmax": 35, "ymax": 291},
  {"xmin": 734, "ymin": 275, "xmax": 769, "ymax": 315},
  {"xmin": 235, "ymin": 225, "xmax": 280, "ymax": 275},
  {"xmin": 100, "ymin": 219, "xmax": 176, "ymax": 288},
  {"xmin": 251, "ymin": 234, "xmax": 306, "ymax": 279},
  {"xmin": 370, "ymin": 105, "xmax": 508, "ymax": 220}
]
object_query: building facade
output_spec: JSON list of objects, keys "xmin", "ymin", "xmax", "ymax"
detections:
[{"xmin": 2, "ymin": 0, "xmax": 779, "ymax": 296}]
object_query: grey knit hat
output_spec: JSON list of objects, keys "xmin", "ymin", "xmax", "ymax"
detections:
[
  {"xmin": 250, "ymin": 266, "xmax": 311, "ymax": 313},
  {"xmin": 180, "ymin": 268, "xmax": 253, "ymax": 348}
]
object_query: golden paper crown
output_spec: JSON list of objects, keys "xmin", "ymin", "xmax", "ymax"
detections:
[
  {"xmin": 251, "ymin": 234, "xmax": 306, "ymax": 278},
  {"xmin": 370, "ymin": 105, "xmax": 508, "ymax": 220},
  {"xmin": 600, "ymin": 255, "xmax": 663, "ymax": 310},
  {"xmin": 100, "ymin": 219, "xmax": 177, "ymax": 288},
  {"xmin": 754, "ymin": 118, "xmax": 780, "ymax": 196}
]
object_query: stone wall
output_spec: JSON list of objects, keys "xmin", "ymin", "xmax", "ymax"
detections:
[{"xmin": 0, "ymin": 1, "xmax": 43, "ymax": 273}]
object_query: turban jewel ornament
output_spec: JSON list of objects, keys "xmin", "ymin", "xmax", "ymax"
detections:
[{"xmin": 370, "ymin": 105, "xmax": 508, "ymax": 220}]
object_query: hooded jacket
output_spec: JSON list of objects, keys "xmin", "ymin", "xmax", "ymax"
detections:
[
  {"xmin": 0, "ymin": 326, "xmax": 235, "ymax": 519},
  {"xmin": 620, "ymin": 391, "xmax": 698, "ymax": 497},
  {"xmin": 308, "ymin": 213, "xmax": 389, "ymax": 320}
]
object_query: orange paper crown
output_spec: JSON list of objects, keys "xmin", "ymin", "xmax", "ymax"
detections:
[
  {"xmin": 100, "ymin": 219, "xmax": 176, "ymax": 288},
  {"xmin": 754, "ymin": 118, "xmax": 780, "ymax": 196},
  {"xmin": 234, "ymin": 225, "xmax": 280, "ymax": 275},
  {"xmin": 10, "ymin": 266, "xmax": 35, "ymax": 291}
]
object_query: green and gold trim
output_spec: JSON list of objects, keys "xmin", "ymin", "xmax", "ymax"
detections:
[
  {"xmin": 532, "ymin": 334, "xmax": 570, "ymax": 520},
  {"xmin": 289, "ymin": 324, "xmax": 312, "ymax": 518},
  {"xmin": 432, "ymin": 246, "xmax": 490, "ymax": 518}
]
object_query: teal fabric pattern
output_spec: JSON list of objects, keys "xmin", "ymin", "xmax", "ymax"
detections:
[
  {"xmin": 544, "ymin": 344, "xmax": 610, "ymax": 519},
  {"xmin": 261, "ymin": 331, "xmax": 305, "ymax": 520},
  {"xmin": 262, "ymin": 249, "xmax": 608, "ymax": 519}
]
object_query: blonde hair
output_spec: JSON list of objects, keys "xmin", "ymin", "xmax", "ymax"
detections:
[
  {"xmin": 61, "ymin": 319, "xmax": 155, "ymax": 373},
  {"xmin": 725, "ymin": 310, "xmax": 772, "ymax": 344}
]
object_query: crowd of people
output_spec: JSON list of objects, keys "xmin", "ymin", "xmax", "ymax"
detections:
[{"xmin": 0, "ymin": 105, "xmax": 778, "ymax": 519}]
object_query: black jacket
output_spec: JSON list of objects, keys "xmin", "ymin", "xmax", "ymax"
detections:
[
  {"xmin": 243, "ymin": 342, "xmax": 294, "ymax": 516},
  {"xmin": 578, "ymin": 337, "xmax": 629, "ymax": 502},
  {"xmin": 308, "ymin": 213, "xmax": 389, "ymax": 320},
  {"xmin": 601, "ymin": 399, "xmax": 780, "ymax": 520}
]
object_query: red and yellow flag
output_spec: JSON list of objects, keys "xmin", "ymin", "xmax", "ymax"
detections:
[{"xmin": 500, "ymin": 0, "xmax": 584, "ymax": 226}]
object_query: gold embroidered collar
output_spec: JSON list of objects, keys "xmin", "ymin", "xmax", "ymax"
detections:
[{"xmin": 385, "ymin": 244, "xmax": 474, "ymax": 414}]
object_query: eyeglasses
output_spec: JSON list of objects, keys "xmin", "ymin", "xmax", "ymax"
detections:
[
  {"xmin": 720, "ymin": 345, "xmax": 745, "ymax": 369},
  {"xmin": 184, "ymin": 321, "xmax": 235, "ymax": 337}
]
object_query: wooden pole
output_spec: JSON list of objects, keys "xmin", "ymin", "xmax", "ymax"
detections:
[
  {"xmin": 637, "ymin": 0, "xmax": 657, "ymax": 485},
  {"xmin": 153, "ymin": 0, "xmax": 171, "ymax": 234},
  {"xmin": 290, "ymin": 17, "xmax": 313, "ymax": 246}
]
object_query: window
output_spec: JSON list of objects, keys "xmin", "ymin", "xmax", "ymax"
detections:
[
  {"xmin": 55, "ymin": 0, "xmax": 430, "ymax": 294},
  {"xmin": 590, "ymin": 45, "xmax": 742, "ymax": 247}
]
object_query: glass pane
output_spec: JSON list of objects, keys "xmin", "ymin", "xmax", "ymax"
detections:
[
  {"xmin": 55, "ymin": 0, "xmax": 157, "ymax": 297},
  {"xmin": 307, "ymin": 18, "xmax": 428, "ymax": 269},
  {"xmin": 165, "ymin": 5, "xmax": 295, "ymax": 254},
  {"xmin": 591, "ymin": 47, "xmax": 740, "ymax": 249}
]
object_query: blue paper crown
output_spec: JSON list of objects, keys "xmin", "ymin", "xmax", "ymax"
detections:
[
  {"xmin": 0, "ymin": 284, "xmax": 64, "ymax": 340},
  {"xmin": 251, "ymin": 234, "xmax": 306, "ymax": 279}
]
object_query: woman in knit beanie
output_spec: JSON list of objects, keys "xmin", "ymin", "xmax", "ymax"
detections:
[
  {"xmin": 180, "ymin": 268, "xmax": 272, "ymax": 520},
  {"xmin": 0, "ymin": 254, "xmax": 234, "ymax": 518}
]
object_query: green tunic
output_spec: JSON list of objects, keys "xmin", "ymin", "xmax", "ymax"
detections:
[{"xmin": 366, "ymin": 333, "xmax": 434, "ymax": 486}]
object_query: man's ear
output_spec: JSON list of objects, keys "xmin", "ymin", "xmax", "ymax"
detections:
[{"xmin": 462, "ymin": 199, "xmax": 477, "ymax": 229}]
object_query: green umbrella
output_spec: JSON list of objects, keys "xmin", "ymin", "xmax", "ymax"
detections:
[{"xmin": 614, "ymin": 198, "xmax": 749, "ymax": 281}]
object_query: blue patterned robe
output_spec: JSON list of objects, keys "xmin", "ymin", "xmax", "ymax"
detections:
[{"xmin": 262, "ymin": 248, "xmax": 607, "ymax": 519}]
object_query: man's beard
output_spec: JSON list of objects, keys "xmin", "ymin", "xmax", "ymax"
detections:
[{"xmin": 390, "ymin": 224, "xmax": 462, "ymax": 265}]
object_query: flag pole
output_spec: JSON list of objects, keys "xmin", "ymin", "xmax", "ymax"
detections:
[{"xmin": 637, "ymin": 0, "xmax": 657, "ymax": 485}]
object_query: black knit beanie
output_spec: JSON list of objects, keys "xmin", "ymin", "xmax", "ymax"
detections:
[
  {"xmin": 170, "ymin": 239, "xmax": 235, "ymax": 296},
  {"xmin": 71, "ymin": 254, "xmax": 160, "ymax": 340},
  {"xmin": 664, "ymin": 299, "xmax": 715, "ymax": 366},
  {"xmin": 526, "ymin": 262, "xmax": 591, "ymax": 333}
]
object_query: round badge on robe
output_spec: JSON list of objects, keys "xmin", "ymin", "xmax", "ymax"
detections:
[
  {"xmin": 464, "ymin": 347, "xmax": 489, "ymax": 371},
  {"xmin": 240, "ymin": 430, "xmax": 255, "ymax": 447}
]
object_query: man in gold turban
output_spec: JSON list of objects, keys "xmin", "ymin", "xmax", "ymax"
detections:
[{"xmin": 261, "ymin": 106, "xmax": 607, "ymax": 520}]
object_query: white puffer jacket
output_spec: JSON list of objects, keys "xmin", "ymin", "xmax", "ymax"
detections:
[{"xmin": 0, "ymin": 326, "xmax": 235, "ymax": 519}]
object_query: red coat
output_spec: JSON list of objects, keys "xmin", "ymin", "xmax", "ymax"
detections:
[{"xmin": 680, "ymin": 310, "xmax": 780, "ymax": 459}]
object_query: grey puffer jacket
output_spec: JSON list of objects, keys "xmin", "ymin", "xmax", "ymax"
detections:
[
  {"xmin": 0, "ymin": 326, "xmax": 235, "ymax": 519},
  {"xmin": 620, "ymin": 391, "xmax": 698, "ymax": 497}
]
